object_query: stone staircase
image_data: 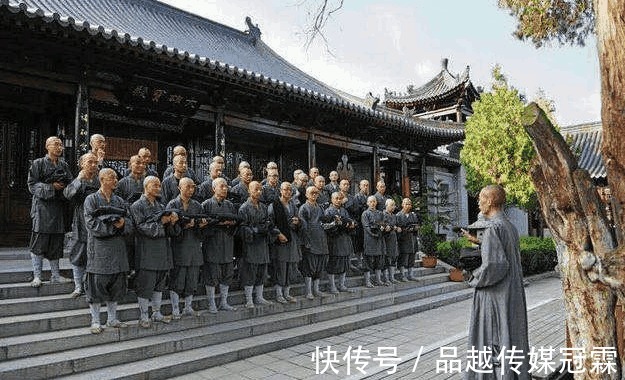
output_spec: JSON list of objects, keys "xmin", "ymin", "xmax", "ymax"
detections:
[{"xmin": 0, "ymin": 249, "xmax": 472, "ymax": 379}]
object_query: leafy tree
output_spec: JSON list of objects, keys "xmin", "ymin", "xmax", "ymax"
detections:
[
  {"xmin": 460, "ymin": 65, "xmax": 536, "ymax": 208},
  {"xmin": 500, "ymin": 0, "xmax": 625, "ymax": 377}
]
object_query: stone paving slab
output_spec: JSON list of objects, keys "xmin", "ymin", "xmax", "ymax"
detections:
[{"xmin": 173, "ymin": 276, "xmax": 563, "ymax": 380}]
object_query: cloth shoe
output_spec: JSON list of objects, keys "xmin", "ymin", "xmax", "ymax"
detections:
[
  {"xmin": 31, "ymin": 277, "xmax": 42, "ymax": 288},
  {"xmin": 275, "ymin": 285, "xmax": 287, "ymax": 304},
  {"xmin": 312, "ymin": 279, "xmax": 327, "ymax": 297},
  {"xmin": 254, "ymin": 284, "xmax": 272, "ymax": 305},
  {"xmin": 284, "ymin": 286, "xmax": 297, "ymax": 303}
]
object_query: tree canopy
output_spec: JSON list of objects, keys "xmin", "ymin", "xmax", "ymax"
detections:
[
  {"xmin": 498, "ymin": 0, "xmax": 595, "ymax": 47},
  {"xmin": 460, "ymin": 66, "xmax": 537, "ymax": 208}
]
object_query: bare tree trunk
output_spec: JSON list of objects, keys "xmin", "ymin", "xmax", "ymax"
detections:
[
  {"xmin": 595, "ymin": 0, "xmax": 625, "ymax": 246},
  {"xmin": 522, "ymin": 103, "xmax": 623, "ymax": 379}
]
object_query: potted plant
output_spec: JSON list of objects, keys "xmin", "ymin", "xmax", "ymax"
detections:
[
  {"xmin": 436, "ymin": 237, "xmax": 472, "ymax": 281},
  {"xmin": 427, "ymin": 178, "xmax": 454, "ymax": 238},
  {"xmin": 419, "ymin": 217, "xmax": 439, "ymax": 268}
]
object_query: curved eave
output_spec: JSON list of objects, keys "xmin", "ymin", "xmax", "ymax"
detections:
[{"xmin": 0, "ymin": 1, "xmax": 464, "ymax": 142}]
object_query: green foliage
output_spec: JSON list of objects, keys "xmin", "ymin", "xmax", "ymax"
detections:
[
  {"xmin": 436, "ymin": 237, "xmax": 473, "ymax": 267},
  {"xmin": 498, "ymin": 0, "xmax": 594, "ymax": 48},
  {"xmin": 427, "ymin": 178, "xmax": 454, "ymax": 234},
  {"xmin": 460, "ymin": 65, "xmax": 536, "ymax": 208},
  {"xmin": 418, "ymin": 216, "xmax": 440, "ymax": 256},
  {"xmin": 519, "ymin": 236, "xmax": 558, "ymax": 275},
  {"xmin": 437, "ymin": 235, "xmax": 557, "ymax": 275}
]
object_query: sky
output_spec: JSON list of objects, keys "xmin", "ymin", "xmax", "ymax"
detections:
[{"xmin": 159, "ymin": 0, "xmax": 601, "ymax": 126}]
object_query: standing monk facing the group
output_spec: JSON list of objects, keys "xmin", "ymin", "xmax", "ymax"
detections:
[{"xmin": 464, "ymin": 185, "xmax": 529, "ymax": 379}]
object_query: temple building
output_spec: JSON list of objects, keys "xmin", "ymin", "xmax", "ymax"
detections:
[{"xmin": 0, "ymin": 0, "xmax": 472, "ymax": 245}]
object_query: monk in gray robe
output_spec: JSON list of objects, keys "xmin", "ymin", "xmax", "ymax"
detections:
[
  {"xmin": 83, "ymin": 168, "xmax": 133, "ymax": 334},
  {"xmin": 131, "ymin": 176, "xmax": 178, "ymax": 328},
  {"xmin": 161, "ymin": 155, "xmax": 189, "ymax": 205},
  {"xmin": 166, "ymin": 177, "xmax": 207, "ymax": 319},
  {"xmin": 373, "ymin": 180, "xmax": 388, "ymax": 212},
  {"xmin": 238, "ymin": 181, "xmax": 279, "ymax": 308},
  {"xmin": 202, "ymin": 178, "xmax": 239, "ymax": 312},
  {"xmin": 465, "ymin": 185, "xmax": 529, "ymax": 380},
  {"xmin": 268, "ymin": 182, "xmax": 302, "ymax": 303},
  {"xmin": 396, "ymin": 198, "xmax": 420, "ymax": 281},
  {"xmin": 115, "ymin": 155, "xmax": 146, "ymax": 276},
  {"xmin": 313, "ymin": 175, "xmax": 330, "ymax": 210},
  {"xmin": 298, "ymin": 186, "xmax": 334, "ymax": 299},
  {"xmin": 229, "ymin": 166, "xmax": 252, "ymax": 210},
  {"xmin": 382, "ymin": 198, "xmax": 401, "ymax": 285},
  {"xmin": 163, "ymin": 145, "xmax": 199, "ymax": 183},
  {"xmin": 353, "ymin": 179, "xmax": 370, "ymax": 267},
  {"xmin": 63, "ymin": 152, "xmax": 100, "ymax": 297},
  {"xmin": 260, "ymin": 168, "xmax": 280, "ymax": 205},
  {"xmin": 196, "ymin": 161, "xmax": 222, "ymax": 202},
  {"xmin": 361, "ymin": 195, "xmax": 387, "ymax": 288},
  {"xmin": 27, "ymin": 136, "xmax": 74, "ymax": 287},
  {"xmin": 324, "ymin": 192, "xmax": 356, "ymax": 294}
]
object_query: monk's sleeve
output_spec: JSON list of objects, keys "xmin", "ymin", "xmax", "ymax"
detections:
[{"xmin": 468, "ymin": 226, "xmax": 509, "ymax": 288}]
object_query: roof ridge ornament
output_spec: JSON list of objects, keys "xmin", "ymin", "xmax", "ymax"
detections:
[
  {"xmin": 245, "ymin": 16, "xmax": 261, "ymax": 45},
  {"xmin": 364, "ymin": 92, "xmax": 380, "ymax": 110},
  {"xmin": 441, "ymin": 57, "xmax": 449, "ymax": 71}
]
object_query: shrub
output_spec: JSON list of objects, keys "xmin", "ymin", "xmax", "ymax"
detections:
[
  {"xmin": 436, "ymin": 237, "xmax": 473, "ymax": 267},
  {"xmin": 436, "ymin": 236, "xmax": 557, "ymax": 275},
  {"xmin": 519, "ymin": 236, "xmax": 557, "ymax": 275}
]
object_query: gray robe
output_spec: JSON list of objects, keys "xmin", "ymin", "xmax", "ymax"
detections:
[
  {"xmin": 166, "ymin": 197, "xmax": 204, "ymax": 267},
  {"xmin": 466, "ymin": 211, "xmax": 530, "ymax": 380},
  {"xmin": 268, "ymin": 199, "xmax": 301, "ymax": 262},
  {"xmin": 229, "ymin": 182, "xmax": 249, "ymax": 210},
  {"xmin": 396, "ymin": 210, "xmax": 419, "ymax": 254},
  {"xmin": 161, "ymin": 175, "xmax": 182, "ymax": 205},
  {"xmin": 196, "ymin": 177, "xmax": 215, "ymax": 202},
  {"xmin": 238, "ymin": 200, "xmax": 278, "ymax": 264},
  {"xmin": 63, "ymin": 176, "xmax": 100, "ymax": 266},
  {"xmin": 382, "ymin": 211, "xmax": 399, "ymax": 258},
  {"xmin": 201, "ymin": 197, "xmax": 237, "ymax": 263},
  {"xmin": 298, "ymin": 202, "xmax": 329, "ymax": 256},
  {"xmin": 261, "ymin": 184, "xmax": 280, "ymax": 205},
  {"xmin": 115, "ymin": 174, "xmax": 145, "ymax": 204},
  {"xmin": 373, "ymin": 192, "xmax": 387, "ymax": 211},
  {"xmin": 324, "ymin": 206, "xmax": 354, "ymax": 257},
  {"xmin": 84, "ymin": 192, "xmax": 133, "ymax": 274},
  {"xmin": 361, "ymin": 209, "xmax": 385, "ymax": 256},
  {"xmin": 130, "ymin": 195, "xmax": 175, "ymax": 271},
  {"xmin": 163, "ymin": 166, "xmax": 199, "ymax": 183},
  {"xmin": 27, "ymin": 155, "xmax": 73, "ymax": 233}
]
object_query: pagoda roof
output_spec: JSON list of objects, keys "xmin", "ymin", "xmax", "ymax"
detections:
[
  {"xmin": 384, "ymin": 58, "xmax": 478, "ymax": 107},
  {"xmin": 0, "ymin": 0, "xmax": 465, "ymax": 144},
  {"xmin": 561, "ymin": 121, "xmax": 605, "ymax": 179}
]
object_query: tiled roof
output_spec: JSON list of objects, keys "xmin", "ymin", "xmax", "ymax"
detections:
[
  {"xmin": 0, "ymin": 0, "xmax": 465, "ymax": 143},
  {"xmin": 384, "ymin": 58, "xmax": 474, "ymax": 106},
  {"xmin": 561, "ymin": 121, "xmax": 605, "ymax": 179}
]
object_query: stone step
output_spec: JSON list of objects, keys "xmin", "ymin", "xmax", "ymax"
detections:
[
  {"xmin": 0, "ymin": 285, "xmax": 472, "ymax": 379},
  {"xmin": 0, "ymin": 280, "xmax": 468, "ymax": 361},
  {"xmin": 0, "ymin": 265, "xmax": 444, "ymax": 300},
  {"xmin": 0, "ymin": 259, "xmax": 73, "ymax": 284},
  {"xmin": 0, "ymin": 271, "xmax": 450, "ymax": 338},
  {"xmin": 56, "ymin": 288, "xmax": 474, "ymax": 380},
  {"xmin": 0, "ymin": 248, "xmax": 31, "ymax": 261}
]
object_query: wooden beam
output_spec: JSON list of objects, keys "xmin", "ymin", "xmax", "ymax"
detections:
[
  {"xmin": 308, "ymin": 133, "xmax": 316, "ymax": 169},
  {"xmin": 215, "ymin": 110, "xmax": 225, "ymax": 158}
]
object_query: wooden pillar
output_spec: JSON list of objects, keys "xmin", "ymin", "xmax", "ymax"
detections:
[
  {"xmin": 401, "ymin": 153, "xmax": 409, "ymax": 197},
  {"xmin": 74, "ymin": 78, "xmax": 89, "ymax": 164},
  {"xmin": 307, "ymin": 132, "xmax": 316, "ymax": 169},
  {"xmin": 372, "ymin": 144, "xmax": 380, "ymax": 184},
  {"xmin": 215, "ymin": 110, "xmax": 225, "ymax": 158}
]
